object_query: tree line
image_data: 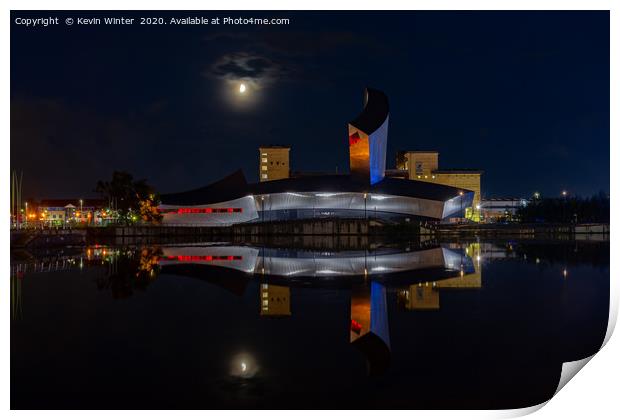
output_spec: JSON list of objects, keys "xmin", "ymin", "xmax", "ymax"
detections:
[{"xmin": 517, "ymin": 192, "xmax": 609, "ymax": 224}]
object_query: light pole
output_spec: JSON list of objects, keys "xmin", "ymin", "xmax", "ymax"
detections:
[
  {"xmin": 363, "ymin": 193, "xmax": 367, "ymax": 220},
  {"xmin": 459, "ymin": 191, "xmax": 464, "ymax": 223}
]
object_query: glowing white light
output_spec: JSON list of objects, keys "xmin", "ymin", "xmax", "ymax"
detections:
[
  {"xmin": 316, "ymin": 193, "xmax": 339, "ymax": 197},
  {"xmin": 239, "ymin": 83, "xmax": 246, "ymax": 93},
  {"xmin": 370, "ymin": 195, "xmax": 388, "ymax": 200},
  {"xmin": 316, "ymin": 269, "xmax": 342, "ymax": 275},
  {"xmin": 241, "ymin": 362, "xmax": 247, "ymax": 372}
]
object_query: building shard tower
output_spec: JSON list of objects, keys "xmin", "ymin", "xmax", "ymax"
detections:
[{"xmin": 348, "ymin": 88, "xmax": 389, "ymax": 185}]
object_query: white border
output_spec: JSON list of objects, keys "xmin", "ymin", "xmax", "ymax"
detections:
[{"xmin": 3, "ymin": 1, "xmax": 617, "ymax": 419}]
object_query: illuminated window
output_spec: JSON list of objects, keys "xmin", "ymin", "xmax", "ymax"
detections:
[
  {"xmin": 262, "ymin": 166, "xmax": 267, "ymax": 170},
  {"xmin": 262, "ymin": 284, "xmax": 268, "ymax": 290},
  {"xmin": 261, "ymin": 153, "xmax": 267, "ymax": 156},
  {"xmin": 262, "ymin": 292, "xmax": 268, "ymax": 298},
  {"xmin": 261, "ymin": 158, "xmax": 267, "ymax": 163},
  {"xmin": 262, "ymin": 299, "xmax": 268, "ymax": 306},
  {"xmin": 262, "ymin": 174, "xmax": 268, "ymax": 179}
]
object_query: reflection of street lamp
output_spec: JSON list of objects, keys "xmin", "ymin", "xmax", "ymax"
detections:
[
  {"xmin": 363, "ymin": 193, "xmax": 368, "ymax": 219},
  {"xmin": 459, "ymin": 191, "xmax": 464, "ymax": 223}
]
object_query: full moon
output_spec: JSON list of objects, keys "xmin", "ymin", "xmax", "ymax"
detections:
[{"xmin": 239, "ymin": 83, "xmax": 246, "ymax": 93}]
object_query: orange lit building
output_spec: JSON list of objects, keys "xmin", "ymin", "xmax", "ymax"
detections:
[
  {"xmin": 259, "ymin": 145, "xmax": 290, "ymax": 182},
  {"xmin": 395, "ymin": 151, "xmax": 482, "ymax": 221}
]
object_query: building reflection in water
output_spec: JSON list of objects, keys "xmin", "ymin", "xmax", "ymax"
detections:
[
  {"xmin": 260, "ymin": 283, "xmax": 291, "ymax": 317},
  {"xmin": 10, "ymin": 238, "xmax": 610, "ymax": 409},
  {"xmin": 350, "ymin": 281, "xmax": 391, "ymax": 375},
  {"xmin": 11, "ymin": 265, "xmax": 24, "ymax": 321},
  {"xmin": 398, "ymin": 243, "xmax": 483, "ymax": 311},
  {"xmin": 157, "ymin": 243, "xmax": 474, "ymax": 376}
]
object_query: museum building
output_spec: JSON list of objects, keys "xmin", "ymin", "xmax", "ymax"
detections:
[{"xmin": 158, "ymin": 88, "xmax": 474, "ymax": 226}]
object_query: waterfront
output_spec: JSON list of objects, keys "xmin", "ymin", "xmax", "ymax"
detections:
[{"xmin": 10, "ymin": 238, "xmax": 609, "ymax": 409}]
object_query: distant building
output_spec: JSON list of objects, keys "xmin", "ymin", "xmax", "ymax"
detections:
[
  {"xmin": 479, "ymin": 198, "xmax": 529, "ymax": 222},
  {"xmin": 395, "ymin": 151, "xmax": 482, "ymax": 222},
  {"xmin": 259, "ymin": 145, "xmax": 290, "ymax": 182},
  {"xmin": 36, "ymin": 199, "xmax": 107, "ymax": 225}
]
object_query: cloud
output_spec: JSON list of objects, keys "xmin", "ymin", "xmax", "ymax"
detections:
[
  {"xmin": 203, "ymin": 31, "xmax": 394, "ymax": 87},
  {"xmin": 207, "ymin": 52, "xmax": 287, "ymax": 86}
]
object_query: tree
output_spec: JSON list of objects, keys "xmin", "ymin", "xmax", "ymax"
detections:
[
  {"xmin": 95, "ymin": 171, "xmax": 162, "ymax": 224},
  {"xmin": 516, "ymin": 193, "xmax": 610, "ymax": 224}
]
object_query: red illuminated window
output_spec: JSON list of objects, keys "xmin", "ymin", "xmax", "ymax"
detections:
[
  {"xmin": 162, "ymin": 255, "xmax": 242, "ymax": 262},
  {"xmin": 160, "ymin": 208, "xmax": 243, "ymax": 214}
]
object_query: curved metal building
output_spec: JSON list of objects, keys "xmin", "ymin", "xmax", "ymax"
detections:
[{"xmin": 159, "ymin": 88, "xmax": 474, "ymax": 226}]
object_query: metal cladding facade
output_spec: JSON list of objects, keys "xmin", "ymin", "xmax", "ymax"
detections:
[
  {"xmin": 348, "ymin": 88, "xmax": 389, "ymax": 185},
  {"xmin": 157, "ymin": 245, "xmax": 470, "ymax": 278},
  {"xmin": 158, "ymin": 87, "xmax": 475, "ymax": 226},
  {"xmin": 159, "ymin": 175, "xmax": 474, "ymax": 226}
]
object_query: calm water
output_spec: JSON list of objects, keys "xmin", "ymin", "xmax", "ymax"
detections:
[{"xmin": 11, "ymin": 239, "xmax": 609, "ymax": 409}]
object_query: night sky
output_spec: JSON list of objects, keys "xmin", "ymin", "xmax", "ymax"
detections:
[{"xmin": 11, "ymin": 11, "xmax": 609, "ymax": 200}]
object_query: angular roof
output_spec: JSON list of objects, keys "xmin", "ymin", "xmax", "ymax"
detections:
[
  {"xmin": 160, "ymin": 170, "xmax": 249, "ymax": 206},
  {"xmin": 349, "ymin": 87, "xmax": 390, "ymax": 134},
  {"xmin": 161, "ymin": 171, "xmax": 473, "ymax": 206}
]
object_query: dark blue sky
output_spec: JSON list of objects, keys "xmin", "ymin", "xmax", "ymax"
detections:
[{"xmin": 11, "ymin": 11, "xmax": 609, "ymax": 199}]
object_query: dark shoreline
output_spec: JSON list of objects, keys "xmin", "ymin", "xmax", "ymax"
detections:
[{"xmin": 10, "ymin": 220, "xmax": 609, "ymax": 249}]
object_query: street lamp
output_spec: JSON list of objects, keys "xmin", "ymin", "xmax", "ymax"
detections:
[
  {"xmin": 261, "ymin": 196, "xmax": 265, "ymax": 223},
  {"xmin": 561, "ymin": 191, "xmax": 568, "ymax": 223},
  {"xmin": 363, "ymin": 193, "xmax": 368, "ymax": 219},
  {"xmin": 533, "ymin": 192, "xmax": 540, "ymax": 200},
  {"xmin": 458, "ymin": 191, "xmax": 464, "ymax": 223}
]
